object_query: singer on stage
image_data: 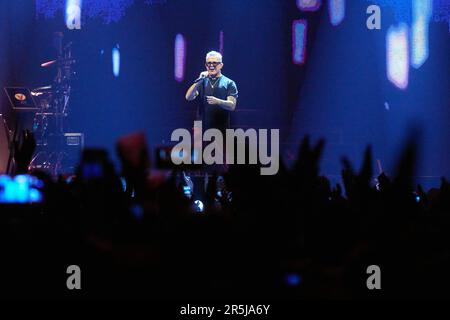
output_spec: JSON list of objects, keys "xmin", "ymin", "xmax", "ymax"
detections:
[{"xmin": 185, "ymin": 51, "xmax": 238, "ymax": 134}]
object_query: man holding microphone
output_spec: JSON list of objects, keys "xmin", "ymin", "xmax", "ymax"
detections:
[
  {"xmin": 185, "ymin": 51, "xmax": 238, "ymax": 135},
  {"xmin": 185, "ymin": 51, "xmax": 238, "ymax": 199}
]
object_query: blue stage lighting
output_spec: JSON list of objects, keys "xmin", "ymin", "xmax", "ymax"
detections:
[
  {"xmin": 285, "ymin": 273, "xmax": 302, "ymax": 286},
  {"xmin": 112, "ymin": 45, "xmax": 120, "ymax": 78},
  {"xmin": 411, "ymin": 0, "xmax": 433, "ymax": 69},
  {"xmin": 183, "ymin": 186, "xmax": 192, "ymax": 198},
  {"xmin": 0, "ymin": 175, "xmax": 44, "ymax": 204},
  {"xmin": 194, "ymin": 200, "xmax": 204, "ymax": 213},
  {"xmin": 292, "ymin": 20, "xmax": 308, "ymax": 65},
  {"xmin": 329, "ymin": 0, "xmax": 346, "ymax": 26},
  {"xmin": 297, "ymin": 0, "xmax": 321, "ymax": 12},
  {"xmin": 39, "ymin": 0, "xmax": 166, "ymax": 24},
  {"xmin": 130, "ymin": 204, "xmax": 144, "ymax": 220},
  {"xmin": 174, "ymin": 34, "xmax": 186, "ymax": 82}
]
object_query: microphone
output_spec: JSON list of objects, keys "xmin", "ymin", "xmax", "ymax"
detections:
[{"xmin": 194, "ymin": 74, "xmax": 207, "ymax": 83}]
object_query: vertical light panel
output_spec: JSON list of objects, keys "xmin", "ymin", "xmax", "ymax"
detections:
[
  {"xmin": 329, "ymin": 0, "xmax": 345, "ymax": 26},
  {"xmin": 292, "ymin": 19, "xmax": 308, "ymax": 65},
  {"xmin": 297, "ymin": 0, "xmax": 321, "ymax": 12},
  {"xmin": 387, "ymin": 24, "xmax": 409, "ymax": 90},
  {"xmin": 174, "ymin": 34, "xmax": 186, "ymax": 83},
  {"xmin": 219, "ymin": 31, "xmax": 224, "ymax": 55},
  {"xmin": 112, "ymin": 45, "xmax": 120, "ymax": 78},
  {"xmin": 66, "ymin": 0, "xmax": 82, "ymax": 30},
  {"xmin": 293, "ymin": 20, "xmax": 308, "ymax": 65},
  {"xmin": 411, "ymin": 0, "xmax": 433, "ymax": 69}
]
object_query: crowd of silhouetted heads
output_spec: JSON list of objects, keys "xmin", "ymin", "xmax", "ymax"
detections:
[{"xmin": 1, "ymin": 130, "xmax": 449, "ymax": 300}]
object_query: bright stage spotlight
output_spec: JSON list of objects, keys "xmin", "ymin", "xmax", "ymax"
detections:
[
  {"xmin": 112, "ymin": 45, "xmax": 121, "ymax": 78},
  {"xmin": 387, "ymin": 23, "xmax": 409, "ymax": 90},
  {"xmin": 297, "ymin": 0, "xmax": 322, "ymax": 12},
  {"xmin": 292, "ymin": 20, "xmax": 308, "ymax": 65},
  {"xmin": 0, "ymin": 175, "xmax": 44, "ymax": 204},
  {"xmin": 411, "ymin": 0, "xmax": 433, "ymax": 69},
  {"xmin": 66, "ymin": 0, "xmax": 82, "ymax": 30},
  {"xmin": 328, "ymin": 0, "xmax": 346, "ymax": 26},
  {"xmin": 193, "ymin": 200, "xmax": 204, "ymax": 213},
  {"xmin": 174, "ymin": 34, "xmax": 186, "ymax": 82}
]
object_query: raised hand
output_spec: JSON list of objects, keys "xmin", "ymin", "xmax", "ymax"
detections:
[
  {"xmin": 341, "ymin": 146, "xmax": 373, "ymax": 201},
  {"xmin": 293, "ymin": 136, "xmax": 325, "ymax": 182}
]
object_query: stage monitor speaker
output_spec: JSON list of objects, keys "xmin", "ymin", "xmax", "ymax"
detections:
[
  {"xmin": 0, "ymin": 114, "xmax": 11, "ymax": 174},
  {"xmin": 63, "ymin": 133, "xmax": 84, "ymax": 173}
]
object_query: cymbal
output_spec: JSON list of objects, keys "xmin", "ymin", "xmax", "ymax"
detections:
[
  {"xmin": 32, "ymin": 85, "xmax": 52, "ymax": 92},
  {"xmin": 41, "ymin": 58, "xmax": 76, "ymax": 68},
  {"xmin": 41, "ymin": 60, "xmax": 56, "ymax": 67},
  {"xmin": 31, "ymin": 86, "xmax": 53, "ymax": 96}
]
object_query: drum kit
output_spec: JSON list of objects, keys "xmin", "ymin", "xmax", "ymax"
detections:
[{"xmin": 27, "ymin": 34, "xmax": 77, "ymax": 175}]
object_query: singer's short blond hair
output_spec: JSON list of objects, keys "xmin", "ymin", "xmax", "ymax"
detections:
[{"xmin": 206, "ymin": 51, "xmax": 223, "ymax": 62}]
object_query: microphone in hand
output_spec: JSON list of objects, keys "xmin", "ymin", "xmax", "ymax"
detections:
[{"xmin": 194, "ymin": 71, "xmax": 209, "ymax": 83}]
